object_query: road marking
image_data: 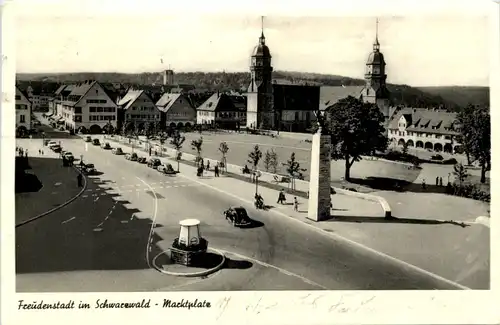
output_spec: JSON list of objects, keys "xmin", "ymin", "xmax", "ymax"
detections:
[
  {"xmin": 177, "ymin": 172, "xmax": 470, "ymax": 290},
  {"xmin": 136, "ymin": 177, "xmax": 158, "ymax": 270},
  {"xmin": 94, "ymin": 196, "xmax": 100, "ymax": 202},
  {"xmin": 61, "ymin": 216, "xmax": 76, "ymax": 224},
  {"xmin": 216, "ymin": 249, "xmax": 326, "ymax": 289},
  {"xmin": 54, "ymin": 182, "xmax": 62, "ymax": 186},
  {"xmin": 82, "ymin": 195, "xmax": 88, "ymax": 198}
]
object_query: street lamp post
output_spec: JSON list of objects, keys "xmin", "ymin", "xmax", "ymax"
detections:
[{"xmin": 254, "ymin": 170, "xmax": 262, "ymax": 195}]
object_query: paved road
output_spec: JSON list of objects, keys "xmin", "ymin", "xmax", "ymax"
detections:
[{"xmin": 16, "ymin": 133, "xmax": 467, "ymax": 291}]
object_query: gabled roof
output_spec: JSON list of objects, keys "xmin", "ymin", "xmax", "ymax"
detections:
[
  {"xmin": 117, "ymin": 89, "xmax": 156, "ymax": 110},
  {"xmin": 197, "ymin": 93, "xmax": 222, "ymax": 111},
  {"xmin": 156, "ymin": 93, "xmax": 188, "ymax": 113},
  {"xmin": 54, "ymin": 85, "xmax": 67, "ymax": 96},
  {"xmin": 388, "ymin": 107, "xmax": 459, "ymax": 135},
  {"xmin": 16, "ymin": 85, "xmax": 31, "ymax": 104},
  {"xmin": 319, "ymin": 85, "xmax": 365, "ymax": 110}
]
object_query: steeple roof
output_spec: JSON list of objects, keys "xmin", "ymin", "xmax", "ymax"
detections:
[
  {"xmin": 252, "ymin": 16, "xmax": 271, "ymax": 57},
  {"xmin": 366, "ymin": 18, "xmax": 385, "ymax": 65}
]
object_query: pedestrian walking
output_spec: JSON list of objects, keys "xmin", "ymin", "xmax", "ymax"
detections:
[
  {"xmin": 149, "ymin": 147, "xmax": 152, "ymax": 156},
  {"xmin": 293, "ymin": 197, "xmax": 299, "ymax": 212},
  {"xmin": 206, "ymin": 160, "xmax": 210, "ymax": 171},
  {"xmin": 277, "ymin": 189, "xmax": 286, "ymax": 204},
  {"xmin": 439, "ymin": 177, "xmax": 443, "ymax": 186},
  {"xmin": 25, "ymin": 150, "xmax": 28, "ymax": 158},
  {"xmin": 38, "ymin": 149, "xmax": 41, "ymax": 155},
  {"xmin": 154, "ymin": 150, "xmax": 158, "ymax": 156},
  {"xmin": 435, "ymin": 177, "xmax": 439, "ymax": 186},
  {"xmin": 214, "ymin": 164, "xmax": 219, "ymax": 177},
  {"xmin": 422, "ymin": 178, "xmax": 426, "ymax": 190},
  {"xmin": 77, "ymin": 173, "xmax": 83, "ymax": 187}
]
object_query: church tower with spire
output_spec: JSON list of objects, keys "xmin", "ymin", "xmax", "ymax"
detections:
[
  {"xmin": 362, "ymin": 18, "xmax": 391, "ymax": 119},
  {"xmin": 246, "ymin": 17, "xmax": 274, "ymax": 129}
]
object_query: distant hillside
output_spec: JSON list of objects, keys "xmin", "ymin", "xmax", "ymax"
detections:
[
  {"xmin": 417, "ymin": 86, "xmax": 489, "ymax": 109},
  {"xmin": 16, "ymin": 71, "xmax": 487, "ymax": 110}
]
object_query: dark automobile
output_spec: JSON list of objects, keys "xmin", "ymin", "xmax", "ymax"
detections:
[
  {"xmin": 84, "ymin": 163, "xmax": 97, "ymax": 175},
  {"xmin": 147, "ymin": 158, "xmax": 161, "ymax": 168},
  {"xmin": 84, "ymin": 136, "xmax": 92, "ymax": 142},
  {"xmin": 137, "ymin": 157, "xmax": 147, "ymax": 164},
  {"xmin": 224, "ymin": 206, "xmax": 251, "ymax": 226},
  {"xmin": 92, "ymin": 139, "xmax": 100, "ymax": 146},
  {"xmin": 101, "ymin": 142, "xmax": 112, "ymax": 150},
  {"xmin": 52, "ymin": 145, "xmax": 62, "ymax": 153}
]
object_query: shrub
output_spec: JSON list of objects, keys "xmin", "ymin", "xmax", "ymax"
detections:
[
  {"xmin": 431, "ymin": 154, "xmax": 444, "ymax": 160},
  {"xmin": 442, "ymin": 158, "xmax": 458, "ymax": 165},
  {"xmin": 447, "ymin": 184, "xmax": 490, "ymax": 202}
]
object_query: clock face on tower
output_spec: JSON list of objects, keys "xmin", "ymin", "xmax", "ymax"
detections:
[{"xmin": 372, "ymin": 66, "xmax": 380, "ymax": 74}]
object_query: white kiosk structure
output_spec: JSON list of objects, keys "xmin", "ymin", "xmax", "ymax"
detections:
[{"xmin": 170, "ymin": 219, "xmax": 208, "ymax": 266}]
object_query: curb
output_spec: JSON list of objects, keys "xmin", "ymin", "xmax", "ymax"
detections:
[
  {"xmin": 152, "ymin": 248, "xmax": 226, "ymax": 278},
  {"xmin": 15, "ymin": 165, "xmax": 88, "ymax": 228}
]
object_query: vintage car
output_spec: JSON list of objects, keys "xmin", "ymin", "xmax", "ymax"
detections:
[
  {"xmin": 101, "ymin": 142, "xmax": 112, "ymax": 150},
  {"xmin": 84, "ymin": 163, "xmax": 97, "ymax": 175},
  {"xmin": 84, "ymin": 136, "xmax": 92, "ymax": 142},
  {"xmin": 224, "ymin": 207, "xmax": 251, "ymax": 227},
  {"xmin": 112, "ymin": 148, "xmax": 124, "ymax": 155},
  {"xmin": 51, "ymin": 145, "xmax": 62, "ymax": 153},
  {"xmin": 92, "ymin": 139, "xmax": 100, "ymax": 146},
  {"xmin": 157, "ymin": 163, "xmax": 176, "ymax": 174},
  {"xmin": 125, "ymin": 152, "xmax": 138, "ymax": 161},
  {"xmin": 147, "ymin": 158, "xmax": 161, "ymax": 168},
  {"xmin": 137, "ymin": 157, "xmax": 147, "ymax": 164},
  {"xmin": 63, "ymin": 152, "xmax": 75, "ymax": 161}
]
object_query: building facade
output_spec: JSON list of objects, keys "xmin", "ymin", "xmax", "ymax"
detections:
[
  {"xmin": 117, "ymin": 89, "xmax": 161, "ymax": 130},
  {"xmin": 246, "ymin": 20, "xmax": 274, "ymax": 129},
  {"xmin": 197, "ymin": 92, "xmax": 246, "ymax": 129},
  {"xmin": 156, "ymin": 93, "xmax": 196, "ymax": 129},
  {"xmin": 387, "ymin": 107, "xmax": 462, "ymax": 153},
  {"xmin": 15, "ymin": 85, "xmax": 32, "ymax": 135},
  {"xmin": 272, "ymin": 82, "xmax": 320, "ymax": 132},
  {"xmin": 58, "ymin": 80, "xmax": 118, "ymax": 133}
]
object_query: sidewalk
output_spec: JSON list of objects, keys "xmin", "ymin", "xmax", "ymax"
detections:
[{"xmin": 15, "ymin": 139, "xmax": 83, "ymax": 224}]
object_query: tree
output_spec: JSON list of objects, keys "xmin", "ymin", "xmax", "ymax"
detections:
[
  {"xmin": 269, "ymin": 150, "xmax": 278, "ymax": 173},
  {"xmin": 453, "ymin": 162, "xmax": 469, "ymax": 188},
  {"xmin": 218, "ymin": 141, "xmax": 229, "ymax": 173},
  {"xmin": 191, "ymin": 137, "xmax": 203, "ymax": 166},
  {"xmin": 282, "ymin": 152, "xmax": 306, "ymax": 190},
  {"xmin": 456, "ymin": 105, "xmax": 490, "ymax": 183},
  {"xmin": 325, "ymin": 96, "xmax": 388, "ymax": 181},
  {"xmin": 247, "ymin": 144, "xmax": 262, "ymax": 181},
  {"xmin": 103, "ymin": 121, "xmax": 114, "ymax": 135},
  {"xmin": 263, "ymin": 149, "xmax": 273, "ymax": 172},
  {"xmin": 170, "ymin": 133, "xmax": 185, "ymax": 172}
]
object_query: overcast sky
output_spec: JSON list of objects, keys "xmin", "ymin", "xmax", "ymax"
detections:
[{"xmin": 11, "ymin": 0, "xmax": 493, "ymax": 87}]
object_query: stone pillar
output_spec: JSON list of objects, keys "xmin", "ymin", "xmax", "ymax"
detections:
[{"xmin": 307, "ymin": 127, "xmax": 332, "ymax": 222}]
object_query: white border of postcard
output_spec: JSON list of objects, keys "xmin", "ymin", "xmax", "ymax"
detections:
[{"xmin": 2, "ymin": 0, "xmax": 499, "ymax": 324}]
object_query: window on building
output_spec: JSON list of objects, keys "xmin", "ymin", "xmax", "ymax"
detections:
[
  {"xmin": 97, "ymin": 107, "xmax": 103, "ymax": 113},
  {"xmin": 75, "ymin": 107, "xmax": 82, "ymax": 114},
  {"xmin": 15, "ymin": 95, "xmax": 21, "ymax": 100},
  {"xmin": 20, "ymin": 115, "xmax": 25, "ymax": 123}
]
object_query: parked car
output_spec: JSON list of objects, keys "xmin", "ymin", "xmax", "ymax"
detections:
[
  {"xmin": 48, "ymin": 141, "xmax": 58, "ymax": 148},
  {"xmin": 137, "ymin": 157, "xmax": 147, "ymax": 164},
  {"xmin": 84, "ymin": 136, "xmax": 92, "ymax": 142},
  {"xmin": 157, "ymin": 163, "xmax": 176, "ymax": 174},
  {"xmin": 92, "ymin": 139, "xmax": 100, "ymax": 146},
  {"xmin": 84, "ymin": 163, "xmax": 97, "ymax": 175},
  {"xmin": 125, "ymin": 152, "xmax": 138, "ymax": 161},
  {"xmin": 52, "ymin": 145, "xmax": 62, "ymax": 153},
  {"xmin": 147, "ymin": 158, "xmax": 161, "ymax": 168},
  {"xmin": 112, "ymin": 148, "xmax": 123, "ymax": 155},
  {"xmin": 64, "ymin": 152, "xmax": 74, "ymax": 161},
  {"xmin": 101, "ymin": 142, "xmax": 112, "ymax": 150}
]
